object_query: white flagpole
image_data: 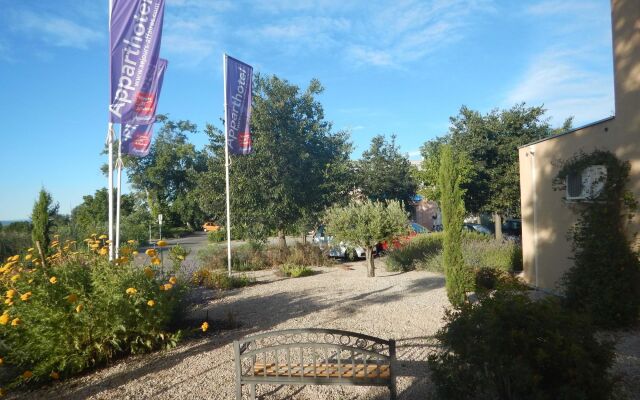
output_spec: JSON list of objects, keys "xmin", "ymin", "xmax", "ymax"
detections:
[
  {"xmin": 115, "ymin": 127, "xmax": 123, "ymax": 259},
  {"xmin": 107, "ymin": 125, "xmax": 114, "ymax": 261},
  {"xmin": 223, "ymin": 53, "xmax": 232, "ymax": 277},
  {"xmin": 107, "ymin": 0, "xmax": 114, "ymax": 261}
]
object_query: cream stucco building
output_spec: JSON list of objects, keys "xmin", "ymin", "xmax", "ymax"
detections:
[{"xmin": 518, "ymin": 0, "xmax": 640, "ymax": 292}]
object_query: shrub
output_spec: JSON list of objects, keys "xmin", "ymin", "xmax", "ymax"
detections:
[
  {"xmin": 0, "ymin": 241, "xmax": 185, "ymax": 389},
  {"xmin": 554, "ymin": 151, "xmax": 640, "ymax": 328},
  {"xmin": 279, "ymin": 264, "xmax": 315, "ymax": 278},
  {"xmin": 168, "ymin": 244, "xmax": 190, "ymax": 274},
  {"xmin": 428, "ymin": 291, "xmax": 615, "ymax": 400},
  {"xmin": 192, "ymin": 269, "xmax": 255, "ymax": 290},
  {"xmin": 386, "ymin": 233, "xmax": 443, "ymax": 272},
  {"xmin": 207, "ymin": 229, "xmax": 225, "ymax": 243},
  {"xmin": 474, "ymin": 267, "xmax": 527, "ymax": 298}
]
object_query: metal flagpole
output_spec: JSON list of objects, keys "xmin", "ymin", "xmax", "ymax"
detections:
[
  {"xmin": 115, "ymin": 127, "xmax": 123, "ymax": 259},
  {"xmin": 107, "ymin": 0, "xmax": 114, "ymax": 261},
  {"xmin": 223, "ymin": 53, "xmax": 232, "ymax": 277},
  {"xmin": 107, "ymin": 125, "xmax": 114, "ymax": 261}
]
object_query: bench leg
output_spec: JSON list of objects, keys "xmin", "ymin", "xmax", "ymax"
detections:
[
  {"xmin": 236, "ymin": 382, "xmax": 242, "ymax": 400},
  {"xmin": 389, "ymin": 381, "xmax": 397, "ymax": 400},
  {"xmin": 250, "ymin": 384, "xmax": 256, "ymax": 400}
]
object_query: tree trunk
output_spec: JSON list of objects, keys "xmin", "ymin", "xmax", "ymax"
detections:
[
  {"xmin": 278, "ymin": 230, "xmax": 287, "ymax": 248},
  {"xmin": 301, "ymin": 232, "xmax": 307, "ymax": 244},
  {"xmin": 365, "ymin": 247, "xmax": 375, "ymax": 277},
  {"xmin": 494, "ymin": 212, "xmax": 503, "ymax": 241}
]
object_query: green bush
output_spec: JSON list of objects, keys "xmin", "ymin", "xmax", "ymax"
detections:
[
  {"xmin": 0, "ymin": 230, "xmax": 31, "ymax": 262},
  {"xmin": 428, "ymin": 291, "xmax": 615, "ymax": 400},
  {"xmin": 279, "ymin": 264, "xmax": 315, "ymax": 278},
  {"xmin": 386, "ymin": 232, "xmax": 521, "ymax": 274},
  {"xmin": 192, "ymin": 269, "xmax": 255, "ymax": 290},
  {"xmin": 207, "ymin": 229, "xmax": 225, "ymax": 243},
  {"xmin": 0, "ymin": 242, "xmax": 185, "ymax": 389}
]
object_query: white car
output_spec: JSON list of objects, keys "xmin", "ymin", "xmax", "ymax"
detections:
[{"xmin": 312, "ymin": 226, "xmax": 372, "ymax": 259}]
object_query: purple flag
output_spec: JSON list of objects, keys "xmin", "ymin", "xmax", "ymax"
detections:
[
  {"xmin": 225, "ymin": 55, "xmax": 253, "ymax": 155},
  {"xmin": 109, "ymin": 0, "xmax": 165, "ymax": 123},
  {"xmin": 129, "ymin": 58, "xmax": 167, "ymax": 125},
  {"xmin": 121, "ymin": 122, "xmax": 154, "ymax": 157}
]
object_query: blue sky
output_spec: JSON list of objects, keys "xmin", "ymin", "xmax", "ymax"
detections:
[{"xmin": 0, "ymin": 0, "xmax": 614, "ymax": 220}]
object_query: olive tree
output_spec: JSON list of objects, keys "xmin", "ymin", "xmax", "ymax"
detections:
[{"xmin": 325, "ymin": 199, "xmax": 408, "ymax": 277}]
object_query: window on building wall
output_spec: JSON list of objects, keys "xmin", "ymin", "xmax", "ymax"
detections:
[{"xmin": 566, "ymin": 165, "xmax": 607, "ymax": 201}]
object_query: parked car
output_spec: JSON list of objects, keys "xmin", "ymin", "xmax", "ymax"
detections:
[
  {"xmin": 312, "ymin": 225, "xmax": 372, "ymax": 259},
  {"xmin": 380, "ymin": 222, "xmax": 428, "ymax": 251},
  {"xmin": 463, "ymin": 223, "xmax": 492, "ymax": 235},
  {"xmin": 502, "ymin": 219, "xmax": 521, "ymax": 242},
  {"xmin": 202, "ymin": 222, "xmax": 221, "ymax": 232}
]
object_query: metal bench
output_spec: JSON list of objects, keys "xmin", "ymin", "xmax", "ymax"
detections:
[{"xmin": 233, "ymin": 328, "xmax": 397, "ymax": 399}]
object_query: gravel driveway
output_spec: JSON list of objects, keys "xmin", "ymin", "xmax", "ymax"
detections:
[{"xmin": 13, "ymin": 260, "xmax": 640, "ymax": 399}]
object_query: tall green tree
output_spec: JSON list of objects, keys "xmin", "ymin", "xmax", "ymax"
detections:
[
  {"xmin": 358, "ymin": 135, "xmax": 417, "ymax": 205},
  {"xmin": 125, "ymin": 116, "xmax": 207, "ymax": 230},
  {"xmin": 325, "ymin": 199, "xmax": 408, "ymax": 277},
  {"xmin": 197, "ymin": 75, "xmax": 353, "ymax": 246},
  {"xmin": 439, "ymin": 145, "xmax": 471, "ymax": 306},
  {"xmin": 31, "ymin": 188, "xmax": 58, "ymax": 251},
  {"xmin": 448, "ymin": 104, "xmax": 552, "ymax": 238}
]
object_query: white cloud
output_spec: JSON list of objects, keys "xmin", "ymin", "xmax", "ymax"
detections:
[
  {"xmin": 11, "ymin": 10, "xmax": 101, "ymax": 49},
  {"xmin": 506, "ymin": 49, "xmax": 614, "ymax": 126}
]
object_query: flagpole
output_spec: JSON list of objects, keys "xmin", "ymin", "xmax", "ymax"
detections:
[
  {"xmin": 107, "ymin": 0, "xmax": 114, "ymax": 261},
  {"xmin": 223, "ymin": 53, "xmax": 232, "ymax": 277},
  {"xmin": 115, "ymin": 126, "xmax": 123, "ymax": 259}
]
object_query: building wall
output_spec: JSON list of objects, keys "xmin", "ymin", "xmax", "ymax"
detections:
[
  {"xmin": 518, "ymin": 0, "xmax": 640, "ymax": 292},
  {"xmin": 413, "ymin": 199, "xmax": 441, "ymax": 230}
]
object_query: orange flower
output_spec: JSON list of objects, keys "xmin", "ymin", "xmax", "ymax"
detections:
[
  {"xmin": 75, "ymin": 304, "xmax": 84, "ymax": 313},
  {"xmin": 125, "ymin": 287, "xmax": 138, "ymax": 295},
  {"xmin": 163, "ymin": 283, "xmax": 173, "ymax": 291},
  {"xmin": 5, "ymin": 290, "xmax": 15, "ymax": 299},
  {"xmin": 151, "ymin": 257, "xmax": 161, "ymax": 266},
  {"xmin": 20, "ymin": 292, "xmax": 32, "ymax": 302},
  {"xmin": 157, "ymin": 240, "xmax": 168, "ymax": 247},
  {"xmin": 201, "ymin": 322, "xmax": 209, "ymax": 332},
  {"xmin": 144, "ymin": 267, "xmax": 154, "ymax": 278},
  {"xmin": 11, "ymin": 318, "xmax": 20, "ymax": 327},
  {"xmin": 22, "ymin": 371, "xmax": 32, "ymax": 379},
  {"xmin": 145, "ymin": 249, "xmax": 156, "ymax": 257},
  {"xmin": 50, "ymin": 371, "xmax": 60, "ymax": 380},
  {"xmin": 0, "ymin": 313, "xmax": 9, "ymax": 325},
  {"xmin": 49, "ymin": 276, "xmax": 58, "ymax": 284},
  {"xmin": 169, "ymin": 276, "xmax": 177, "ymax": 285},
  {"xmin": 147, "ymin": 300, "xmax": 156, "ymax": 307}
]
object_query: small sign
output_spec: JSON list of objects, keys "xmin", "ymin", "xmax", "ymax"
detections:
[{"xmin": 158, "ymin": 214, "xmax": 163, "ymax": 225}]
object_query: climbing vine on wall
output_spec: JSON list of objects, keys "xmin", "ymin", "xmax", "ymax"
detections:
[{"xmin": 553, "ymin": 150, "xmax": 639, "ymax": 328}]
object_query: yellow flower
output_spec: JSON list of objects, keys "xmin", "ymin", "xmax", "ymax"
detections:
[
  {"xmin": 50, "ymin": 241, "xmax": 59, "ymax": 248},
  {"xmin": 28, "ymin": 279, "xmax": 34, "ymax": 284},
  {"xmin": 5, "ymin": 290, "xmax": 15, "ymax": 299},
  {"xmin": 177, "ymin": 255, "xmax": 185, "ymax": 260},
  {"xmin": 157, "ymin": 240, "xmax": 168, "ymax": 247},
  {"xmin": 145, "ymin": 249, "xmax": 156, "ymax": 257},
  {"xmin": 143, "ymin": 267, "xmax": 154, "ymax": 279},
  {"xmin": 22, "ymin": 370, "xmax": 32, "ymax": 379},
  {"xmin": 132, "ymin": 251, "xmax": 139, "ymax": 256},
  {"xmin": 125, "ymin": 287, "xmax": 138, "ymax": 295},
  {"xmin": 151, "ymin": 257, "xmax": 161, "ymax": 266},
  {"xmin": 10, "ymin": 274, "xmax": 20, "ymax": 282},
  {"xmin": 147, "ymin": 300, "xmax": 155, "ymax": 307},
  {"xmin": 99, "ymin": 247, "xmax": 108, "ymax": 256},
  {"xmin": 99, "ymin": 234, "xmax": 108, "ymax": 240},
  {"xmin": 67, "ymin": 293, "xmax": 78, "ymax": 303},
  {"xmin": 49, "ymin": 276, "xmax": 58, "ymax": 284},
  {"xmin": 163, "ymin": 283, "xmax": 173, "ymax": 291},
  {"xmin": 20, "ymin": 292, "xmax": 32, "ymax": 302},
  {"xmin": 75, "ymin": 304, "xmax": 83, "ymax": 313},
  {"xmin": 4, "ymin": 299, "xmax": 12, "ymax": 306},
  {"xmin": 127, "ymin": 240, "xmax": 136, "ymax": 245},
  {"xmin": 50, "ymin": 371, "xmax": 60, "ymax": 380},
  {"xmin": 10, "ymin": 255, "xmax": 19, "ymax": 262},
  {"xmin": 24, "ymin": 254, "xmax": 32, "ymax": 261},
  {"xmin": 169, "ymin": 276, "xmax": 177, "ymax": 285},
  {"xmin": 0, "ymin": 313, "xmax": 9, "ymax": 325},
  {"xmin": 105, "ymin": 240, "xmax": 112, "ymax": 244},
  {"xmin": 27, "ymin": 247, "xmax": 34, "ymax": 252},
  {"xmin": 201, "ymin": 322, "xmax": 209, "ymax": 332},
  {"xmin": 11, "ymin": 318, "xmax": 20, "ymax": 327}
]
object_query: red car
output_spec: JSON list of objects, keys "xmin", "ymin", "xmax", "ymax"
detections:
[{"xmin": 379, "ymin": 222, "xmax": 428, "ymax": 251}]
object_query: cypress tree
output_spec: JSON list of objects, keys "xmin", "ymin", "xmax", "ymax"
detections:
[
  {"xmin": 439, "ymin": 145, "xmax": 472, "ymax": 306},
  {"xmin": 31, "ymin": 189, "xmax": 57, "ymax": 252}
]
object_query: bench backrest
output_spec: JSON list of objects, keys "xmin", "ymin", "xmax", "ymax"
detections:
[{"xmin": 234, "ymin": 328, "xmax": 396, "ymax": 383}]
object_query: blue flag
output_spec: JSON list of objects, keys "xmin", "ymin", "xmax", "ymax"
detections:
[{"xmin": 225, "ymin": 55, "xmax": 253, "ymax": 155}]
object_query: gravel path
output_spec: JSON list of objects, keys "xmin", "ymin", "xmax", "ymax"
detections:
[{"xmin": 12, "ymin": 259, "xmax": 640, "ymax": 399}]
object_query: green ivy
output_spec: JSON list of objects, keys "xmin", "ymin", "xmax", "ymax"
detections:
[{"xmin": 553, "ymin": 150, "xmax": 640, "ymax": 328}]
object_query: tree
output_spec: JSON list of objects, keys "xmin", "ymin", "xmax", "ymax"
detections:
[
  {"xmin": 325, "ymin": 199, "xmax": 408, "ymax": 277},
  {"xmin": 31, "ymin": 188, "xmax": 58, "ymax": 251},
  {"xmin": 448, "ymin": 104, "xmax": 552, "ymax": 239},
  {"xmin": 439, "ymin": 145, "xmax": 472, "ymax": 306},
  {"xmin": 196, "ymin": 75, "xmax": 353, "ymax": 246},
  {"xmin": 413, "ymin": 137, "xmax": 474, "ymax": 203},
  {"xmin": 358, "ymin": 135, "xmax": 417, "ymax": 205},
  {"xmin": 125, "ymin": 116, "xmax": 207, "ymax": 230}
]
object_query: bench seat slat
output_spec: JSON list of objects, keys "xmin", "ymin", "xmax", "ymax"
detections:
[{"xmin": 253, "ymin": 362, "xmax": 390, "ymax": 379}]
